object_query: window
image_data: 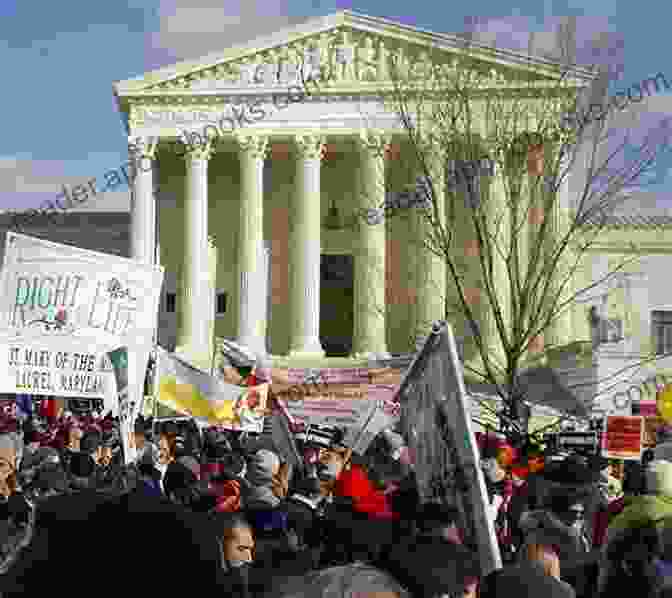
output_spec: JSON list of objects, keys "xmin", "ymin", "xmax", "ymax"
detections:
[
  {"xmin": 216, "ymin": 292, "xmax": 227, "ymax": 317},
  {"xmin": 652, "ymin": 310, "xmax": 672, "ymax": 355},
  {"xmin": 165, "ymin": 293, "xmax": 176, "ymax": 313}
]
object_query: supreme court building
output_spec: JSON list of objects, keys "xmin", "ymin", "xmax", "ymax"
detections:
[{"xmin": 111, "ymin": 9, "xmax": 586, "ymax": 372}]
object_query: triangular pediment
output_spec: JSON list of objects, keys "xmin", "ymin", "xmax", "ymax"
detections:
[{"xmin": 113, "ymin": 10, "xmax": 594, "ymax": 99}]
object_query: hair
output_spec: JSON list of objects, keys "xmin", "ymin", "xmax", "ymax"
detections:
[
  {"xmin": 269, "ymin": 562, "xmax": 410, "ymax": 598},
  {"xmin": 159, "ymin": 432, "xmax": 179, "ymax": 460},
  {"xmin": 0, "ymin": 492, "xmax": 227, "ymax": 595},
  {"xmin": 520, "ymin": 542, "xmax": 561, "ymax": 579},
  {"xmin": 210, "ymin": 511, "xmax": 252, "ymax": 541}
]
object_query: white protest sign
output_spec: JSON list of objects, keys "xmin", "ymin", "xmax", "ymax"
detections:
[
  {"xmin": 0, "ymin": 333, "xmax": 116, "ymax": 399},
  {"xmin": 0, "ymin": 233, "xmax": 163, "ymax": 347},
  {"xmin": 0, "ymin": 233, "xmax": 163, "ymax": 418}
]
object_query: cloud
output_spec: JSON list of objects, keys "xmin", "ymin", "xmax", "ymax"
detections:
[
  {"xmin": 144, "ymin": 0, "xmax": 310, "ymax": 70},
  {"xmin": 459, "ymin": 14, "xmax": 625, "ymax": 79},
  {"xmin": 0, "ymin": 156, "xmax": 130, "ymax": 212}
]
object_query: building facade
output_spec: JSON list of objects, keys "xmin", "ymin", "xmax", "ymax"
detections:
[
  {"xmin": 112, "ymin": 10, "xmax": 585, "ymax": 372},
  {"xmin": 6, "ymin": 12, "xmax": 672, "ymax": 423}
]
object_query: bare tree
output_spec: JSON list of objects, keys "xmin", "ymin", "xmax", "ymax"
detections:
[{"xmin": 347, "ymin": 29, "xmax": 672, "ymax": 446}]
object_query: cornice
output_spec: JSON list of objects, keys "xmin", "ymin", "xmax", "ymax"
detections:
[{"xmin": 114, "ymin": 10, "xmax": 589, "ymax": 101}]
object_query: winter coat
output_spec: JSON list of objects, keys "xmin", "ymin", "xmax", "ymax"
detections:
[
  {"xmin": 244, "ymin": 450, "xmax": 281, "ymax": 510},
  {"xmin": 333, "ymin": 465, "xmax": 398, "ymax": 520},
  {"xmin": 598, "ymin": 460, "xmax": 672, "ymax": 594}
]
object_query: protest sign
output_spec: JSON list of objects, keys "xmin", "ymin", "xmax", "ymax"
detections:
[
  {"xmin": 277, "ymin": 392, "xmax": 378, "ymax": 428},
  {"xmin": 0, "ymin": 233, "xmax": 163, "ymax": 421},
  {"xmin": 602, "ymin": 415, "xmax": 644, "ymax": 460},
  {"xmin": 0, "ymin": 233, "xmax": 163, "ymax": 345},
  {"xmin": 0, "ymin": 334, "xmax": 116, "ymax": 401},
  {"xmin": 396, "ymin": 322, "xmax": 501, "ymax": 577}
]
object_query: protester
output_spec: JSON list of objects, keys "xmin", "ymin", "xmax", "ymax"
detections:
[
  {"xmin": 208, "ymin": 452, "xmax": 247, "ymax": 513},
  {"xmin": 600, "ymin": 459, "xmax": 672, "ymax": 593},
  {"xmin": 211, "ymin": 511, "xmax": 255, "ymax": 597},
  {"xmin": 0, "ymin": 432, "xmax": 20, "ymax": 500},
  {"xmin": 266, "ymin": 562, "xmax": 411, "ymax": 598},
  {"xmin": 479, "ymin": 562, "xmax": 576, "ymax": 598},
  {"xmin": 0, "ymin": 491, "xmax": 229, "ymax": 596},
  {"xmin": 384, "ymin": 533, "xmax": 481, "ymax": 597},
  {"xmin": 244, "ymin": 449, "xmax": 285, "ymax": 510},
  {"xmin": 518, "ymin": 542, "xmax": 577, "ymax": 595},
  {"xmin": 599, "ymin": 518, "xmax": 664, "ymax": 598},
  {"xmin": 131, "ymin": 416, "xmax": 156, "ymax": 467}
]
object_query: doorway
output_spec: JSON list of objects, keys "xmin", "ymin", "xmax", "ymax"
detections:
[{"xmin": 320, "ymin": 254, "xmax": 354, "ymax": 357}]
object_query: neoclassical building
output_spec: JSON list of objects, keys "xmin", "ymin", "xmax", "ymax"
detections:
[
  {"xmin": 0, "ymin": 12, "xmax": 670, "ymax": 424},
  {"xmin": 112, "ymin": 9, "xmax": 593, "ymax": 373}
]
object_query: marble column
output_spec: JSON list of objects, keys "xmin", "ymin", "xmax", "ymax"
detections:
[
  {"xmin": 288, "ymin": 135, "xmax": 325, "ymax": 358},
  {"xmin": 129, "ymin": 137, "xmax": 156, "ymax": 265},
  {"xmin": 413, "ymin": 142, "xmax": 448, "ymax": 347},
  {"xmin": 236, "ymin": 135, "xmax": 269, "ymax": 356},
  {"xmin": 353, "ymin": 132, "xmax": 389, "ymax": 358},
  {"xmin": 176, "ymin": 143, "xmax": 214, "ymax": 366}
]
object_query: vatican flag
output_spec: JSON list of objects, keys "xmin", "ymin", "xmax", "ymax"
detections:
[{"xmin": 154, "ymin": 347, "xmax": 268, "ymax": 432}]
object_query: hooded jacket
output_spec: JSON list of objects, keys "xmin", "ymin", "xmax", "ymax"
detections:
[
  {"xmin": 598, "ymin": 460, "xmax": 672, "ymax": 594},
  {"xmin": 333, "ymin": 464, "xmax": 397, "ymax": 520},
  {"xmin": 244, "ymin": 450, "xmax": 281, "ymax": 510}
]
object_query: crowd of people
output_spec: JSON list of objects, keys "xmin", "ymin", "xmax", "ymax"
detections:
[{"xmin": 1, "ymin": 402, "xmax": 672, "ymax": 597}]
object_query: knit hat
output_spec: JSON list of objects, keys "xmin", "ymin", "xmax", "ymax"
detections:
[{"xmin": 646, "ymin": 460, "xmax": 672, "ymax": 496}]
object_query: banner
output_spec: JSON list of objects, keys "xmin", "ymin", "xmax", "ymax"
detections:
[
  {"xmin": 155, "ymin": 347, "xmax": 267, "ymax": 433},
  {"xmin": 602, "ymin": 415, "xmax": 644, "ymax": 460},
  {"xmin": 0, "ymin": 334, "xmax": 116, "ymax": 401},
  {"xmin": 0, "ymin": 233, "xmax": 164, "ymax": 421},
  {"xmin": 396, "ymin": 322, "xmax": 502, "ymax": 577}
]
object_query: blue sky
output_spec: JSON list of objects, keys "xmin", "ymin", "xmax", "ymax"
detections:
[{"xmin": 1, "ymin": 0, "xmax": 671, "ymax": 211}]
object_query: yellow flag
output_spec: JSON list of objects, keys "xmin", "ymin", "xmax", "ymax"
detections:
[{"xmin": 658, "ymin": 385, "xmax": 672, "ymax": 424}]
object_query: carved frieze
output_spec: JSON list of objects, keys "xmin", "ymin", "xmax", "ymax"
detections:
[{"xmin": 140, "ymin": 26, "xmax": 526, "ymax": 94}]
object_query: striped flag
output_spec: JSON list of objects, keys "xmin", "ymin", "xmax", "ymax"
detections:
[{"xmin": 155, "ymin": 347, "xmax": 268, "ymax": 433}]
